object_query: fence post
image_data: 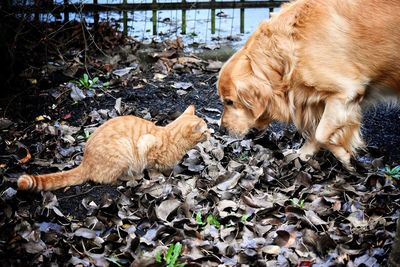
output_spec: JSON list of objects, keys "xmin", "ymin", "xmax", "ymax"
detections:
[
  {"xmin": 240, "ymin": 0, "xmax": 245, "ymax": 33},
  {"xmin": 64, "ymin": 0, "xmax": 69, "ymax": 22},
  {"xmin": 34, "ymin": 0, "xmax": 39, "ymax": 21},
  {"xmin": 123, "ymin": 0, "xmax": 128, "ymax": 35},
  {"xmin": 211, "ymin": 0, "xmax": 215, "ymax": 34},
  {"xmin": 152, "ymin": 0, "xmax": 157, "ymax": 35},
  {"xmin": 93, "ymin": 0, "xmax": 99, "ymax": 30},
  {"xmin": 181, "ymin": 0, "xmax": 186, "ymax": 34}
]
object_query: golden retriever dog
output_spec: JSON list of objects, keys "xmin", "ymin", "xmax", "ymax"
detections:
[{"xmin": 217, "ymin": 0, "xmax": 400, "ymax": 170}]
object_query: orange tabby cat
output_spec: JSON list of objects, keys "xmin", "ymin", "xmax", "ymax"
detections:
[{"xmin": 18, "ymin": 105, "xmax": 210, "ymax": 191}]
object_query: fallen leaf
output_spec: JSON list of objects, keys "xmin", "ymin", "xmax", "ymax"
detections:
[
  {"xmin": 172, "ymin": 82, "xmax": 192, "ymax": 90},
  {"xmin": 274, "ymin": 230, "xmax": 296, "ymax": 248},
  {"xmin": 0, "ymin": 118, "xmax": 13, "ymax": 129},
  {"xmin": 347, "ymin": 211, "xmax": 369, "ymax": 228},
  {"xmin": 114, "ymin": 97, "xmax": 122, "ymax": 114},
  {"xmin": 112, "ymin": 66, "xmax": 136, "ymax": 77},
  {"xmin": 1, "ymin": 187, "xmax": 17, "ymax": 200},
  {"xmin": 74, "ymin": 228, "xmax": 97, "ymax": 239},
  {"xmin": 216, "ymin": 172, "xmax": 242, "ymax": 191},
  {"xmin": 261, "ymin": 245, "xmax": 281, "ymax": 255},
  {"xmin": 153, "ymin": 73, "xmax": 167, "ymax": 80},
  {"xmin": 156, "ymin": 199, "xmax": 181, "ymax": 221},
  {"xmin": 69, "ymin": 82, "xmax": 86, "ymax": 102}
]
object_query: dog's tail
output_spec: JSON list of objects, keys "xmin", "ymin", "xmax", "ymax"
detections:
[{"xmin": 18, "ymin": 165, "xmax": 86, "ymax": 191}]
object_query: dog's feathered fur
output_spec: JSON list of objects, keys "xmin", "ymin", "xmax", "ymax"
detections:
[{"xmin": 218, "ymin": 0, "xmax": 400, "ymax": 168}]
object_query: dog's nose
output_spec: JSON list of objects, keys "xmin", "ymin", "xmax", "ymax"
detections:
[
  {"xmin": 245, "ymin": 128, "xmax": 261, "ymax": 139},
  {"xmin": 219, "ymin": 125, "xmax": 228, "ymax": 135}
]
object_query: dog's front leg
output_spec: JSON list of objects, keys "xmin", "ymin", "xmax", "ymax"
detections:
[
  {"xmin": 314, "ymin": 97, "xmax": 363, "ymax": 170},
  {"xmin": 298, "ymin": 138, "xmax": 320, "ymax": 161}
]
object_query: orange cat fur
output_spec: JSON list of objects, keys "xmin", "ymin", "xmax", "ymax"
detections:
[{"xmin": 18, "ymin": 105, "xmax": 210, "ymax": 191}]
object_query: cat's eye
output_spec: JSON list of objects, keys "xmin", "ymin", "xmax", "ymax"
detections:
[{"xmin": 225, "ymin": 99, "xmax": 233, "ymax": 106}]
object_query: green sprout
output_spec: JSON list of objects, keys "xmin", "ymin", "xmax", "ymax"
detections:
[
  {"xmin": 73, "ymin": 73, "xmax": 99, "ymax": 89},
  {"xmin": 195, "ymin": 211, "xmax": 204, "ymax": 225},
  {"xmin": 290, "ymin": 197, "xmax": 305, "ymax": 209},
  {"xmin": 195, "ymin": 212, "xmax": 221, "ymax": 229},
  {"xmin": 236, "ymin": 151, "xmax": 249, "ymax": 162},
  {"xmin": 383, "ymin": 165, "xmax": 400, "ymax": 180},
  {"xmin": 155, "ymin": 242, "xmax": 184, "ymax": 267},
  {"xmin": 240, "ymin": 214, "xmax": 250, "ymax": 222},
  {"xmin": 103, "ymin": 81, "xmax": 110, "ymax": 88},
  {"xmin": 206, "ymin": 214, "xmax": 221, "ymax": 229},
  {"xmin": 155, "ymin": 251, "xmax": 162, "ymax": 263},
  {"xmin": 84, "ymin": 129, "xmax": 92, "ymax": 140}
]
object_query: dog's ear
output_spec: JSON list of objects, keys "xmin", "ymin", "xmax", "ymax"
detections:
[{"xmin": 236, "ymin": 78, "xmax": 271, "ymax": 120}]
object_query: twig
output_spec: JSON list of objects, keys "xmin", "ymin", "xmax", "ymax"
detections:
[
  {"xmin": 78, "ymin": 7, "xmax": 90, "ymax": 78},
  {"xmin": 58, "ymin": 185, "xmax": 104, "ymax": 201}
]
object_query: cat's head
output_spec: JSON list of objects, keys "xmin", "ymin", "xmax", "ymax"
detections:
[{"xmin": 171, "ymin": 105, "xmax": 210, "ymax": 142}]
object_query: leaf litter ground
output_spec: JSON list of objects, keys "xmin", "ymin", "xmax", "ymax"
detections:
[{"xmin": 1, "ymin": 21, "xmax": 400, "ymax": 266}]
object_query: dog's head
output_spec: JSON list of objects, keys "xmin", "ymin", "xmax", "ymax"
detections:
[
  {"xmin": 217, "ymin": 50, "xmax": 277, "ymax": 138},
  {"xmin": 217, "ymin": 19, "xmax": 295, "ymax": 138}
]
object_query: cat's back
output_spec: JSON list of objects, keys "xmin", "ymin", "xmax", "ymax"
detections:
[{"xmin": 87, "ymin": 115, "xmax": 156, "ymax": 146}]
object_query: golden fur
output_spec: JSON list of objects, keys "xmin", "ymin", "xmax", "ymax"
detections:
[
  {"xmin": 18, "ymin": 106, "xmax": 210, "ymax": 191},
  {"xmin": 218, "ymin": 0, "xmax": 400, "ymax": 169}
]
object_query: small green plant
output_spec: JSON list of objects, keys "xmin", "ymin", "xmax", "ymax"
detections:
[
  {"xmin": 236, "ymin": 151, "xmax": 249, "ymax": 161},
  {"xmin": 155, "ymin": 251, "xmax": 162, "ymax": 263},
  {"xmin": 383, "ymin": 165, "xmax": 400, "ymax": 180},
  {"xmin": 206, "ymin": 214, "xmax": 221, "ymax": 229},
  {"xmin": 291, "ymin": 197, "xmax": 305, "ymax": 209},
  {"xmin": 240, "ymin": 214, "xmax": 250, "ymax": 222},
  {"xmin": 83, "ymin": 129, "xmax": 92, "ymax": 140},
  {"xmin": 195, "ymin": 211, "xmax": 204, "ymax": 225},
  {"xmin": 103, "ymin": 81, "xmax": 110, "ymax": 88},
  {"xmin": 155, "ymin": 242, "xmax": 184, "ymax": 267},
  {"xmin": 195, "ymin": 212, "xmax": 221, "ymax": 229},
  {"xmin": 74, "ymin": 73, "xmax": 99, "ymax": 89}
]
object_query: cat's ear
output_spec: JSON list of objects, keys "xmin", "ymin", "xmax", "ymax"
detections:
[
  {"xmin": 183, "ymin": 105, "xmax": 195, "ymax": 115},
  {"xmin": 192, "ymin": 121, "xmax": 205, "ymax": 133}
]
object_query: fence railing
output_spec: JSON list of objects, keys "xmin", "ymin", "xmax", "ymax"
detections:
[
  {"xmin": 13, "ymin": 1, "xmax": 288, "ymax": 12},
  {"xmin": 11, "ymin": 0, "xmax": 288, "ymax": 40}
]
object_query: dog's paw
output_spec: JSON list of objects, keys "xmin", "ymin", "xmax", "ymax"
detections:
[
  {"xmin": 296, "ymin": 147, "xmax": 315, "ymax": 162},
  {"xmin": 297, "ymin": 150, "xmax": 313, "ymax": 162},
  {"xmin": 297, "ymin": 141, "xmax": 319, "ymax": 162},
  {"xmin": 342, "ymin": 162, "xmax": 356, "ymax": 173}
]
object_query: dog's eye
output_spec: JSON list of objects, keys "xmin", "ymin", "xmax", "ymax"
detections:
[{"xmin": 225, "ymin": 100, "xmax": 233, "ymax": 106}]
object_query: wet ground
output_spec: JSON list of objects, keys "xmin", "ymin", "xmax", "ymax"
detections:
[
  {"xmin": 2, "ymin": 64, "xmax": 400, "ymax": 222},
  {"xmin": 363, "ymin": 107, "xmax": 400, "ymax": 163},
  {"xmin": 3, "ymin": 69, "xmax": 400, "ymax": 164}
]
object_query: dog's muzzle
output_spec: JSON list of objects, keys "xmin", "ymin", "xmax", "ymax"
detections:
[
  {"xmin": 244, "ymin": 128, "xmax": 263, "ymax": 139},
  {"xmin": 219, "ymin": 125, "xmax": 228, "ymax": 135}
]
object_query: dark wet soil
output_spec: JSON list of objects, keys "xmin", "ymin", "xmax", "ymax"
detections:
[
  {"xmin": 4, "ymin": 68, "xmax": 399, "ymax": 221},
  {"xmin": 4, "ymin": 71, "xmax": 399, "ymax": 164},
  {"xmin": 363, "ymin": 107, "xmax": 400, "ymax": 163}
]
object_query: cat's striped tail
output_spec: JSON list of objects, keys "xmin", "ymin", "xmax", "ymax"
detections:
[{"xmin": 18, "ymin": 165, "xmax": 86, "ymax": 191}]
